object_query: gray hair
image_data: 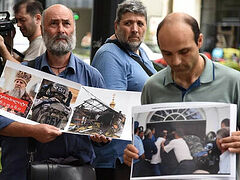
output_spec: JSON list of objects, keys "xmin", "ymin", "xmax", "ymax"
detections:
[
  {"xmin": 115, "ymin": 0, "xmax": 147, "ymax": 23},
  {"xmin": 144, "ymin": 128, "xmax": 151, "ymax": 137},
  {"xmin": 216, "ymin": 127, "xmax": 230, "ymax": 139}
]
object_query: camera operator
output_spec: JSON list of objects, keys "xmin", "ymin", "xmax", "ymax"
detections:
[{"xmin": 0, "ymin": 0, "xmax": 46, "ymax": 63}]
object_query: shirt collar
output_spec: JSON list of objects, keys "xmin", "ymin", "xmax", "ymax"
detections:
[
  {"xmin": 40, "ymin": 52, "xmax": 75, "ymax": 74},
  {"xmin": 163, "ymin": 53, "xmax": 215, "ymax": 86}
]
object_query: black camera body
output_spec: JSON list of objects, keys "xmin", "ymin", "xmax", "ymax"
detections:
[{"xmin": 0, "ymin": 11, "xmax": 15, "ymax": 36}]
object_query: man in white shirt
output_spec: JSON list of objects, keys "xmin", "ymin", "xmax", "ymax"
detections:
[
  {"xmin": 151, "ymin": 131, "xmax": 165, "ymax": 176},
  {"xmin": 0, "ymin": 0, "xmax": 46, "ymax": 63},
  {"xmin": 162, "ymin": 129, "xmax": 195, "ymax": 175}
]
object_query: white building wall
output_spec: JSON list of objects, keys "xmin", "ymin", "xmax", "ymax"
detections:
[{"xmin": 173, "ymin": 0, "xmax": 202, "ymax": 25}]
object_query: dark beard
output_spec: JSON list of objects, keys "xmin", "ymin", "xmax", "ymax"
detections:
[{"xmin": 119, "ymin": 41, "xmax": 141, "ymax": 52}]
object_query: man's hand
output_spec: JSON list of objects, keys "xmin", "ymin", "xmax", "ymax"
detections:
[
  {"xmin": 31, "ymin": 124, "xmax": 62, "ymax": 143},
  {"xmin": 219, "ymin": 131, "xmax": 240, "ymax": 153},
  {"xmin": 123, "ymin": 144, "xmax": 139, "ymax": 166},
  {"xmin": 0, "ymin": 32, "xmax": 21, "ymax": 63},
  {"xmin": 90, "ymin": 134, "xmax": 111, "ymax": 143}
]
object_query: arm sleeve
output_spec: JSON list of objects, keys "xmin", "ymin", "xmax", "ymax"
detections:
[
  {"xmin": 152, "ymin": 142, "xmax": 158, "ymax": 155},
  {"xmin": 92, "ymin": 51, "xmax": 128, "ymax": 90},
  {"xmin": 0, "ymin": 115, "xmax": 15, "ymax": 130},
  {"xmin": 164, "ymin": 140, "xmax": 174, "ymax": 153}
]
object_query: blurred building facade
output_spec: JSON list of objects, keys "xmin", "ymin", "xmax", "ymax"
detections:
[{"xmin": 0, "ymin": 0, "xmax": 240, "ymax": 58}]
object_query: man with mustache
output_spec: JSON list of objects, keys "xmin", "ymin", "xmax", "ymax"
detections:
[
  {"xmin": 2, "ymin": 71, "xmax": 33, "ymax": 117},
  {"xmin": 0, "ymin": 4, "xmax": 106, "ymax": 180},
  {"xmin": 0, "ymin": 0, "xmax": 46, "ymax": 63},
  {"xmin": 92, "ymin": 1, "xmax": 156, "ymax": 180}
]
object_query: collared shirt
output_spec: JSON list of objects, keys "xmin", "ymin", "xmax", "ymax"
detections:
[
  {"xmin": 92, "ymin": 40, "xmax": 157, "ymax": 91},
  {"xmin": 141, "ymin": 54, "xmax": 240, "ymax": 127},
  {"xmin": 0, "ymin": 52, "xmax": 105, "ymax": 180}
]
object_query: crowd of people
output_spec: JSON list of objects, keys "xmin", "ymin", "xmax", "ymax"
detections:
[
  {"xmin": 132, "ymin": 118, "xmax": 231, "ymax": 177},
  {"xmin": 0, "ymin": 0, "xmax": 239, "ymax": 180}
]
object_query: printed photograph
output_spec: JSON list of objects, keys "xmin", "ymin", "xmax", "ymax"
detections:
[
  {"xmin": 27, "ymin": 79, "xmax": 79, "ymax": 130},
  {"xmin": 131, "ymin": 103, "xmax": 236, "ymax": 179},
  {"xmin": 0, "ymin": 66, "xmax": 42, "ymax": 118},
  {"xmin": 68, "ymin": 86, "xmax": 127, "ymax": 138},
  {"xmin": 67, "ymin": 86, "xmax": 140, "ymax": 140},
  {"xmin": 0, "ymin": 61, "xmax": 140, "ymax": 140}
]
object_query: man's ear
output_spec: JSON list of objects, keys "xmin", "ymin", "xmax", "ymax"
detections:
[
  {"xmin": 34, "ymin": 14, "xmax": 41, "ymax": 25},
  {"xmin": 114, "ymin": 21, "xmax": 118, "ymax": 32},
  {"xmin": 198, "ymin": 33, "xmax": 204, "ymax": 49}
]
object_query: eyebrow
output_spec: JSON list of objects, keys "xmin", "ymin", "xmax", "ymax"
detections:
[{"xmin": 50, "ymin": 18, "xmax": 70, "ymax": 22}]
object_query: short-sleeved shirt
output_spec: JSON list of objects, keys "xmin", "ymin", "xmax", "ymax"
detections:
[
  {"xmin": 0, "ymin": 52, "xmax": 105, "ymax": 180},
  {"xmin": 133, "ymin": 135, "xmax": 144, "ymax": 164},
  {"xmin": 23, "ymin": 36, "xmax": 46, "ymax": 61},
  {"xmin": 92, "ymin": 40, "xmax": 157, "ymax": 91}
]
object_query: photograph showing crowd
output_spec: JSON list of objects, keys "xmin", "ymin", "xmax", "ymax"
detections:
[{"xmin": 131, "ymin": 103, "xmax": 236, "ymax": 179}]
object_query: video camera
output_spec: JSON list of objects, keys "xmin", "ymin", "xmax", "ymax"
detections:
[{"xmin": 0, "ymin": 11, "xmax": 15, "ymax": 36}]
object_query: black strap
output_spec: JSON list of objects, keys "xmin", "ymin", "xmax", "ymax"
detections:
[
  {"xmin": 5, "ymin": 43, "xmax": 25, "ymax": 59},
  {"xmin": 106, "ymin": 39, "xmax": 154, "ymax": 76}
]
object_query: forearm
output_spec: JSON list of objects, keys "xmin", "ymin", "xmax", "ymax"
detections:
[
  {"xmin": 0, "ymin": 43, "xmax": 21, "ymax": 63},
  {"xmin": 0, "ymin": 121, "xmax": 35, "ymax": 137},
  {"xmin": 0, "ymin": 121, "xmax": 62, "ymax": 143}
]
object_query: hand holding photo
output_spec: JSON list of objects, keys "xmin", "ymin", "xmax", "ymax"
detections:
[{"xmin": 131, "ymin": 102, "xmax": 236, "ymax": 180}]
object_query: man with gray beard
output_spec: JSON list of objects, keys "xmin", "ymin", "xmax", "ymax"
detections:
[
  {"xmin": 2, "ymin": 71, "xmax": 32, "ymax": 118},
  {"xmin": 0, "ymin": 4, "xmax": 106, "ymax": 180}
]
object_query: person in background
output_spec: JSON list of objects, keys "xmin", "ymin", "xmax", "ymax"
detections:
[
  {"xmin": 132, "ymin": 121, "xmax": 145, "ymax": 177},
  {"xmin": 91, "ymin": 1, "xmax": 156, "ymax": 180},
  {"xmin": 0, "ymin": 4, "xmax": 107, "ymax": 180},
  {"xmin": 151, "ymin": 127, "xmax": 156, "ymax": 142},
  {"xmin": 161, "ymin": 129, "xmax": 195, "ymax": 174},
  {"xmin": 141, "ymin": 128, "xmax": 157, "ymax": 176},
  {"xmin": 150, "ymin": 131, "xmax": 165, "ymax": 176},
  {"xmin": 216, "ymin": 127, "xmax": 230, "ymax": 174},
  {"xmin": 0, "ymin": 0, "xmax": 46, "ymax": 63},
  {"xmin": 138, "ymin": 126, "xmax": 144, "ymax": 140},
  {"xmin": 123, "ymin": 12, "xmax": 240, "ymax": 178},
  {"xmin": 221, "ymin": 118, "xmax": 230, "ymax": 128},
  {"xmin": 81, "ymin": 32, "xmax": 91, "ymax": 49}
]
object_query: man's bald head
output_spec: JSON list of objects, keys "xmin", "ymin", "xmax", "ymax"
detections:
[
  {"xmin": 156, "ymin": 12, "xmax": 200, "ymax": 47},
  {"xmin": 42, "ymin": 4, "xmax": 74, "ymax": 27},
  {"xmin": 41, "ymin": 4, "xmax": 76, "ymax": 56}
]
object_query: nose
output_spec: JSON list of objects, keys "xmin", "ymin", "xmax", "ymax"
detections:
[
  {"xmin": 57, "ymin": 23, "xmax": 65, "ymax": 34},
  {"xmin": 171, "ymin": 55, "xmax": 181, "ymax": 66},
  {"xmin": 17, "ymin": 21, "xmax": 22, "ymax": 27},
  {"xmin": 131, "ymin": 23, "xmax": 138, "ymax": 33}
]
